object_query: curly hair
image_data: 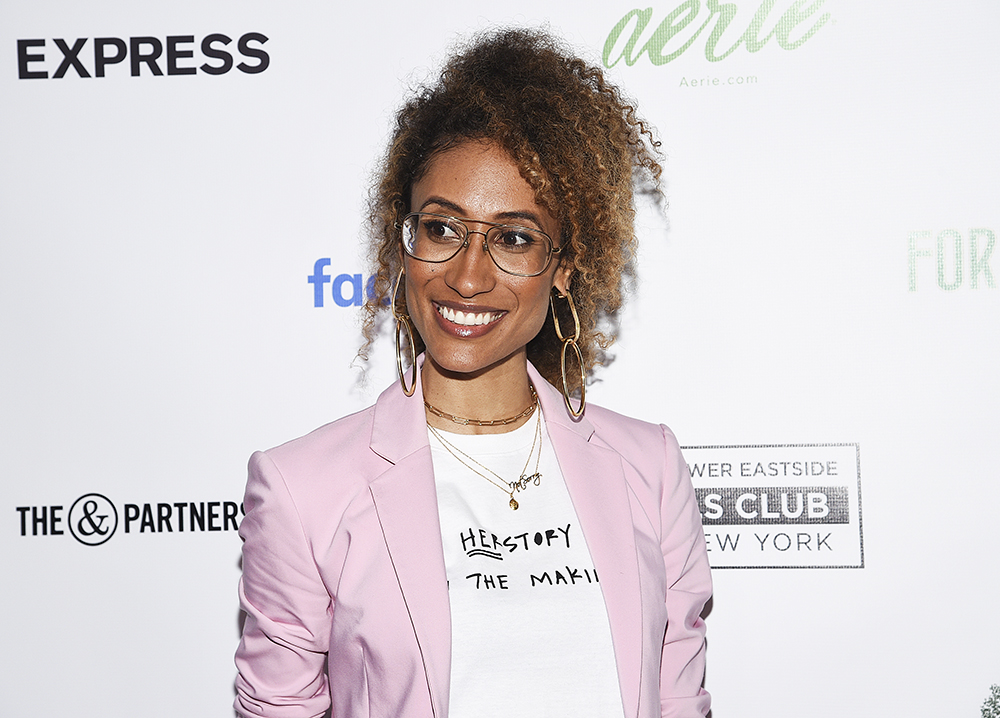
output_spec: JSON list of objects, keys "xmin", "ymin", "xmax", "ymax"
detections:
[{"xmin": 361, "ymin": 27, "xmax": 662, "ymax": 392}]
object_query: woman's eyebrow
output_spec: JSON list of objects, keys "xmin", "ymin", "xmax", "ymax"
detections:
[
  {"xmin": 418, "ymin": 197, "xmax": 545, "ymax": 228},
  {"xmin": 418, "ymin": 196, "xmax": 465, "ymax": 215},
  {"xmin": 494, "ymin": 210, "xmax": 545, "ymax": 228}
]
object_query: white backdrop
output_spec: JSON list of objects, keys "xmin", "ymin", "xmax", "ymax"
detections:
[{"xmin": 2, "ymin": 1, "xmax": 998, "ymax": 716}]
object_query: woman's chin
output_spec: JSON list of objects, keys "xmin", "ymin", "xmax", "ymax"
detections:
[{"xmin": 422, "ymin": 347, "xmax": 526, "ymax": 381}]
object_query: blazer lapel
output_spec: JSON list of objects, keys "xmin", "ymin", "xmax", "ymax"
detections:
[
  {"xmin": 369, "ymin": 366, "xmax": 452, "ymax": 718},
  {"xmin": 530, "ymin": 365, "xmax": 644, "ymax": 718}
]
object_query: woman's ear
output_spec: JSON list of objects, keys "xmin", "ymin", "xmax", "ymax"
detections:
[{"xmin": 553, "ymin": 259, "xmax": 573, "ymax": 296}]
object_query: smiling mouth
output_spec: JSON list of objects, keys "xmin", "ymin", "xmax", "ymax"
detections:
[{"xmin": 436, "ymin": 304, "xmax": 505, "ymax": 327}]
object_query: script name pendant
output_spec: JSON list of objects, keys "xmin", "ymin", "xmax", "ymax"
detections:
[
  {"xmin": 507, "ymin": 472, "xmax": 543, "ymax": 510},
  {"xmin": 426, "ymin": 404, "xmax": 543, "ymax": 511}
]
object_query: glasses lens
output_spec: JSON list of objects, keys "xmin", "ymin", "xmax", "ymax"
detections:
[
  {"xmin": 485, "ymin": 226, "xmax": 552, "ymax": 276},
  {"xmin": 402, "ymin": 214, "xmax": 465, "ymax": 262}
]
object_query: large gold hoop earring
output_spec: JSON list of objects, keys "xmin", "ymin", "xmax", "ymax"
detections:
[
  {"xmin": 550, "ymin": 289, "xmax": 585, "ymax": 418},
  {"xmin": 392, "ymin": 268, "xmax": 417, "ymax": 397}
]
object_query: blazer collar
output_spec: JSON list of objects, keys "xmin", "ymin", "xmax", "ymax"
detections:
[
  {"xmin": 527, "ymin": 361, "xmax": 595, "ymax": 439},
  {"xmin": 369, "ymin": 357, "xmax": 432, "ymax": 465}
]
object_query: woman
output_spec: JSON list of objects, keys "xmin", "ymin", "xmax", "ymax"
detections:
[{"xmin": 235, "ymin": 28, "xmax": 711, "ymax": 718}]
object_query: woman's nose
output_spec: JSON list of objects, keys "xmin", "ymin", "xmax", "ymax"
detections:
[{"xmin": 445, "ymin": 232, "xmax": 495, "ymax": 297}]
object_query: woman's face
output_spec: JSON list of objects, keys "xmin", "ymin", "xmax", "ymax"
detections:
[{"xmin": 404, "ymin": 140, "xmax": 571, "ymax": 379}]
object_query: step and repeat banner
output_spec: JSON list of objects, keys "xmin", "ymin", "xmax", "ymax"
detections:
[{"xmin": 2, "ymin": 1, "xmax": 998, "ymax": 716}]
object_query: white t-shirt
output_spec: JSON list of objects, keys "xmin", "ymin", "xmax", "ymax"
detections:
[{"xmin": 428, "ymin": 411, "xmax": 625, "ymax": 718}]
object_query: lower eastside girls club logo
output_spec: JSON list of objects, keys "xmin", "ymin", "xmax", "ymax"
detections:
[
  {"xmin": 15, "ymin": 494, "xmax": 242, "ymax": 546},
  {"xmin": 685, "ymin": 443, "xmax": 864, "ymax": 569}
]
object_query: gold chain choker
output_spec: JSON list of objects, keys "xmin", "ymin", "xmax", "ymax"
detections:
[{"xmin": 424, "ymin": 385, "xmax": 537, "ymax": 427}]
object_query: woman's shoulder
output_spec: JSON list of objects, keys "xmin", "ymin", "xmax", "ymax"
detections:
[
  {"xmin": 576, "ymin": 402, "xmax": 691, "ymax": 510},
  {"xmin": 252, "ymin": 404, "xmax": 381, "ymax": 488},
  {"xmin": 532, "ymin": 372, "xmax": 682, "ymax": 462},
  {"xmin": 581, "ymin": 401, "xmax": 681, "ymax": 453}
]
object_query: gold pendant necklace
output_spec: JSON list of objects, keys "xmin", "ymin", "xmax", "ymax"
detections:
[{"xmin": 427, "ymin": 409, "xmax": 543, "ymax": 510}]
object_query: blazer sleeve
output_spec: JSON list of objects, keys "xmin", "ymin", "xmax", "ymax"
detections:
[
  {"xmin": 658, "ymin": 426, "xmax": 712, "ymax": 718},
  {"xmin": 235, "ymin": 450, "xmax": 333, "ymax": 718}
]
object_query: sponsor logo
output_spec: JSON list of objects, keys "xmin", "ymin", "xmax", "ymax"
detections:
[
  {"xmin": 16, "ymin": 33, "xmax": 269, "ymax": 79},
  {"xmin": 68, "ymin": 493, "xmax": 118, "ymax": 546},
  {"xmin": 15, "ymin": 494, "xmax": 242, "ymax": 545},
  {"xmin": 907, "ymin": 228, "xmax": 996, "ymax": 291},
  {"xmin": 684, "ymin": 443, "xmax": 863, "ymax": 568},
  {"xmin": 307, "ymin": 260, "xmax": 379, "ymax": 308},
  {"xmin": 604, "ymin": 0, "xmax": 831, "ymax": 68}
]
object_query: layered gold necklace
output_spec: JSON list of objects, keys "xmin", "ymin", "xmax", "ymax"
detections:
[{"xmin": 427, "ymin": 408, "xmax": 543, "ymax": 510}]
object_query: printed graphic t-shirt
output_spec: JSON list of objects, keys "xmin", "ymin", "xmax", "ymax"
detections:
[{"xmin": 428, "ymin": 412, "xmax": 625, "ymax": 718}]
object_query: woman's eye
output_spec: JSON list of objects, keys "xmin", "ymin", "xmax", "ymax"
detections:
[
  {"xmin": 423, "ymin": 220, "xmax": 461, "ymax": 241},
  {"xmin": 496, "ymin": 229, "xmax": 536, "ymax": 250}
]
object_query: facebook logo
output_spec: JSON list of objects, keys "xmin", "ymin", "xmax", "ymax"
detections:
[{"xmin": 307, "ymin": 259, "xmax": 378, "ymax": 308}]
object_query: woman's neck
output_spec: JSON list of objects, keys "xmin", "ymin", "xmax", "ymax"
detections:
[{"xmin": 420, "ymin": 354, "xmax": 535, "ymax": 435}]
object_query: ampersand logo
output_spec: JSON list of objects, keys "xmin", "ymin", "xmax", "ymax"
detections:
[{"xmin": 68, "ymin": 493, "xmax": 118, "ymax": 546}]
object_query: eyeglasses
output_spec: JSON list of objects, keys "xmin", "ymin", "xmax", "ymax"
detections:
[{"xmin": 400, "ymin": 212, "xmax": 561, "ymax": 277}]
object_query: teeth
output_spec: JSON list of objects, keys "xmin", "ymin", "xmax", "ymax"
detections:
[{"xmin": 438, "ymin": 305, "xmax": 501, "ymax": 327}]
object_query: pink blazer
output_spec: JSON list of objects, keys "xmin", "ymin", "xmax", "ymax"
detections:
[{"xmin": 235, "ymin": 364, "xmax": 711, "ymax": 718}]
